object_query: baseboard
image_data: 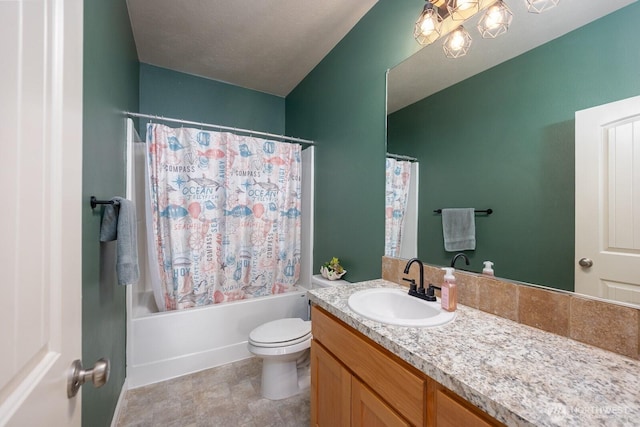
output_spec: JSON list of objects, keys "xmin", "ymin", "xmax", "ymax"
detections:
[{"xmin": 110, "ymin": 379, "xmax": 128, "ymax": 427}]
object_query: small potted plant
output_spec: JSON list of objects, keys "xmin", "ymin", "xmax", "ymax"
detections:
[{"xmin": 320, "ymin": 257, "xmax": 347, "ymax": 281}]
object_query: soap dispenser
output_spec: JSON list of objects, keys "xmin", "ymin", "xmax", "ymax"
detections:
[
  {"xmin": 482, "ymin": 261, "xmax": 494, "ymax": 276},
  {"xmin": 440, "ymin": 267, "xmax": 457, "ymax": 312}
]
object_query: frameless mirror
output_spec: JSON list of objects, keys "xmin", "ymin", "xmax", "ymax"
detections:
[{"xmin": 385, "ymin": 0, "xmax": 640, "ymax": 307}]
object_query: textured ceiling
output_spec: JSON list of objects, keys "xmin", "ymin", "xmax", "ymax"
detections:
[
  {"xmin": 126, "ymin": 0, "xmax": 636, "ymax": 108},
  {"xmin": 126, "ymin": 0, "xmax": 378, "ymax": 97},
  {"xmin": 388, "ymin": 0, "xmax": 637, "ymax": 113}
]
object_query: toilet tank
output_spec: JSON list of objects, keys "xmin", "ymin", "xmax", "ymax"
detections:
[{"xmin": 311, "ymin": 274, "xmax": 350, "ymax": 289}]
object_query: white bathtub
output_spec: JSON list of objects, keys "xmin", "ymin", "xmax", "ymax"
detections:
[
  {"xmin": 124, "ymin": 119, "xmax": 316, "ymax": 388},
  {"xmin": 126, "ymin": 289, "xmax": 310, "ymax": 388}
]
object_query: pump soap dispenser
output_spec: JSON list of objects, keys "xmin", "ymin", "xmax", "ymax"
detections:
[
  {"xmin": 483, "ymin": 261, "xmax": 494, "ymax": 276},
  {"xmin": 441, "ymin": 267, "xmax": 457, "ymax": 312}
]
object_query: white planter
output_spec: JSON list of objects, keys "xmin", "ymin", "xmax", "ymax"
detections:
[{"xmin": 320, "ymin": 266, "xmax": 347, "ymax": 281}]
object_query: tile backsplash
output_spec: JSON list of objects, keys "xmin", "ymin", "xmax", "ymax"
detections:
[{"xmin": 382, "ymin": 256, "xmax": 640, "ymax": 360}]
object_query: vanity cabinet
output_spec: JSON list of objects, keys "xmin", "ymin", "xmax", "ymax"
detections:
[
  {"xmin": 310, "ymin": 340, "xmax": 351, "ymax": 426},
  {"xmin": 431, "ymin": 383, "xmax": 495, "ymax": 427},
  {"xmin": 311, "ymin": 305, "xmax": 503, "ymax": 427},
  {"xmin": 311, "ymin": 340, "xmax": 411, "ymax": 427}
]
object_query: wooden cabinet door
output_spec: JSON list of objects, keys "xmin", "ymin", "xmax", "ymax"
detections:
[
  {"xmin": 312, "ymin": 306, "xmax": 426, "ymax": 426},
  {"xmin": 311, "ymin": 340, "xmax": 351, "ymax": 427},
  {"xmin": 352, "ymin": 377, "xmax": 412, "ymax": 427},
  {"xmin": 435, "ymin": 386, "xmax": 499, "ymax": 427}
]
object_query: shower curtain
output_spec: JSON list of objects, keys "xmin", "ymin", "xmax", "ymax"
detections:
[
  {"xmin": 146, "ymin": 123, "xmax": 302, "ymax": 311},
  {"xmin": 385, "ymin": 157, "xmax": 412, "ymax": 257}
]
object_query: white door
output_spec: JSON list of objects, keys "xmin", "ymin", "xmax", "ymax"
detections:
[
  {"xmin": 0, "ymin": 0, "xmax": 83, "ymax": 425},
  {"xmin": 575, "ymin": 95, "xmax": 640, "ymax": 306}
]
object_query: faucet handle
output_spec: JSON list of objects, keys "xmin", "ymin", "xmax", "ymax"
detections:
[
  {"xmin": 425, "ymin": 284, "xmax": 439, "ymax": 302},
  {"xmin": 402, "ymin": 278, "xmax": 417, "ymax": 293}
]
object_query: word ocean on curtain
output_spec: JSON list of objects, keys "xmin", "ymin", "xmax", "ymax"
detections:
[{"xmin": 146, "ymin": 123, "xmax": 302, "ymax": 311}]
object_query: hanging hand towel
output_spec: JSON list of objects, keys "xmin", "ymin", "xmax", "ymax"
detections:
[
  {"xmin": 442, "ymin": 208, "xmax": 476, "ymax": 252},
  {"xmin": 100, "ymin": 197, "xmax": 140, "ymax": 285}
]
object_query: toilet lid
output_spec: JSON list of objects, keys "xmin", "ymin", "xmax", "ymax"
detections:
[{"xmin": 249, "ymin": 318, "xmax": 311, "ymax": 344}]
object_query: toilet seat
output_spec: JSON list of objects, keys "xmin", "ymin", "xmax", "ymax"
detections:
[
  {"xmin": 249, "ymin": 318, "xmax": 312, "ymax": 348},
  {"xmin": 250, "ymin": 332, "xmax": 312, "ymax": 348}
]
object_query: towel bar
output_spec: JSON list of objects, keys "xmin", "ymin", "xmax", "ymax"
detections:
[
  {"xmin": 434, "ymin": 208, "xmax": 493, "ymax": 215},
  {"xmin": 90, "ymin": 196, "xmax": 120, "ymax": 209}
]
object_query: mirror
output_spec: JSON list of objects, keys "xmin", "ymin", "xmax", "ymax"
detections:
[{"xmin": 386, "ymin": 0, "xmax": 639, "ymax": 299}]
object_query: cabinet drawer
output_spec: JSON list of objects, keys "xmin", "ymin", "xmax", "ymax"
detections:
[{"xmin": 312, "ymin": 306, "xmax": 426, "ymax": 426}]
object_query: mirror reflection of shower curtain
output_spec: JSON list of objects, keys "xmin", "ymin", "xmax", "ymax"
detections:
[
  {"xmin": 146, "ymin": 123, "xmax": 302, "ymax": 311},
  {"xmin": 385, "ymin": 158, "xmax": 418, "ymax": 258}
]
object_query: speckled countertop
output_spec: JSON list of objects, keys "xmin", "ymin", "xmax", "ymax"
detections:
[{"xmin": 308, "ymin": 279, "xmax": 640, "ymax": 427}]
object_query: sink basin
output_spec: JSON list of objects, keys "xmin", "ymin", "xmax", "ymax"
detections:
[{"xmin": 347, "ymin": 288, "xmax": 456, "ymax": 327}]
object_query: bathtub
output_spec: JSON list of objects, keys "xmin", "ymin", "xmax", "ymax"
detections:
[
  {"xmin": 124, "ymin": 119, "xmax": 316, "ymax": 388},
  {"xmin": 126, "ymin": 288, "xmax": 310, "ymax": 388}
]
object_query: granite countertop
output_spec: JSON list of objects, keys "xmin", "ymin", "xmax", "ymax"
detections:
[{"xmin": 308, "ymin": 279, "xmax": 640, "ymax": 427}]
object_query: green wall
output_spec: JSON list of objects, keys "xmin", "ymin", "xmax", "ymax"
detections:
[
  {"xmin": 82, "ymin": 25, "xmax": 283, "ymax": 426},
  {"xmin": 139, "ymin": 63, "xmax": 285, "ymax": 139},
  {"xmin": 82, "ymin": 0, "xmax": 139, "ymax": 425},
  {"xmin": 286, "ymin": 0, "xmax": 424, "ymax": 282},
  {"xmin": 77, "ymin": 5, "xmax": 640, "ymax": 425},
  {"xmin": 388, "ymin": 3, "xmax": 640, "ymax": 290}
]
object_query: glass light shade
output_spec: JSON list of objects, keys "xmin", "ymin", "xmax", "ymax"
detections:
[
  {"xmin": 446, "ymin": 0, "xmax": 480, "ymax": 21},
  {"xmin": 443, "ymin": 26, "xmax": 472, "ymax": 58},
  {"xmin": 477, "ymin": 1, "xmax": 513, "ymax": 38},
  {"xmin": 526, "ymin": 0, "xmax": 560, "ymax": 13},
  {"xmin": 414, "ymin": 2, "xmax": 443, "ymax": 45}
]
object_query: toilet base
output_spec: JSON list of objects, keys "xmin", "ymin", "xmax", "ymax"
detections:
[{"xmin": 259, "ymin": 349, "xmax": 310, "ymax": 400}]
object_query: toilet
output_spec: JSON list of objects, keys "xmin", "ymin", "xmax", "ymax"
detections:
[{"xmin": 247, "ymin": 274, "xmax": 349, "ymax": 400}]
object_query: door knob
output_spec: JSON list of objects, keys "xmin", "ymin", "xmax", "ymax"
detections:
[
  {"xmin": 67, "ymin": 358, "xmax": 110, "ymax": 398},
  {"xmin": 578, "ymin": 258, "xmax": 593, "ymax": 268}
]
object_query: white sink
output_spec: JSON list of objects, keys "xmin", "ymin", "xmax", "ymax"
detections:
[{"xmin": 347, "ymin": 288, "xmax": 456, "ymax": 327}]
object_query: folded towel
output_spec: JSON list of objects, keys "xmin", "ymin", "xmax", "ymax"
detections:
[
  {"xmin": 100, "ymin": 197, "xmax": 140, "ymax": 285},
  {"xmin": 442, "ymin": 208, "xmax": 476, "ymax": 252}
]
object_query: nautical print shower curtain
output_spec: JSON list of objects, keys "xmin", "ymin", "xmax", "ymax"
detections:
[
  {"xmin": 146, "ymin": 123, "xmax": 302, "ymax": 311},
  {"xmin": 385, "ymin": 158, "xmax": 412, "ymax": 257}
]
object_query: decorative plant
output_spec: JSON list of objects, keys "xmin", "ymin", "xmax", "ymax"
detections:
[
  {"xmin": 320, "ymin": 257, "xmax": 347, "ymax": 280},
  {"xmin": 323, "ymin": 257, "xmax": 344, "ymax": 273}
]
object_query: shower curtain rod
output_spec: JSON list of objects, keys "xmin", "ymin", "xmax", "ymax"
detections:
[
  {"xmin": 124, "ymin": 112, "xmax": 316, "ymax": 145},
  {"xmin": 386, "ymin": 152, "xmax": 418, "ymax": 162}
]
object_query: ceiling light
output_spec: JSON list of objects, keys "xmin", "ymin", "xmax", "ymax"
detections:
[
  {"xmin": 447, "ymin": 0, "xmax": 480, "ymax": 21},
  {"xmin": 477, "ymin": 1, "xmax": 513, "ymax": 38},
  {"xmin": 414, "ymin": 2, "xmax": 443, "ymax": 45},
  {"xmin": 443, "ymin": 26, "xmax": 472, "ymax": 58},
  {"xmin": 413, "ymin": 0, "xmax": 560, "ymax": 59},
  {"xmin": 526, "ymin": 0, "xmax": 560, "ymax": 13}
]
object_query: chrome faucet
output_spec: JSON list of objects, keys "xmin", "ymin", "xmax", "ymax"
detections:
[{"xmin": 450, "ymin": 252, "xmax": 470, "ymax": 269}]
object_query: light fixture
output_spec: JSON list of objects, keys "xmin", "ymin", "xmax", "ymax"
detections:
[
  {"xmin": 477, "ymin": 1, "xmax": 513, "ymax": 38},
  {"xmin": 447, "ymin": 0, "xmax": 480, "ymax": 21},
  {"xmin": 526, "ymin": 0, "xmax": 560, "ymax": 13},
  {"xmin": 414, "ymin": 2, "xmax": 443, "ymax": 45},
  {"xmin": 413, "ymin": 0, "xmax": 560, "ymax": 59},
  {"xmin": 443, "ymin": 26, "xmax": 472, "ymax": 58}
]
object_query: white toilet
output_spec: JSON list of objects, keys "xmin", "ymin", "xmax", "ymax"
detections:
[{"xmin": 247, "ymin": 274, "xmax": 349, "ymax": 400}]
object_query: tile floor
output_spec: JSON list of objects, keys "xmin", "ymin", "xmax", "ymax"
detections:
[{"xmin": 116, "ymin": 357, "xmax": 310, "ymax": 427}]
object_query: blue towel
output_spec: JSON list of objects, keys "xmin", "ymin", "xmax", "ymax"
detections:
[
  {"xmin": 100, "ymin": 197, "xmax": 140, "ymax": 285},
  {"xmin": 442, "ymin": 208, "xmax": 476, "ymax": 252}
]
